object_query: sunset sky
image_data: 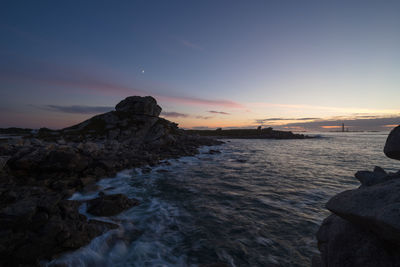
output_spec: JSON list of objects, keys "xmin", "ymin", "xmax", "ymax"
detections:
[{"xmin": 1, "ymin": 1, "xmax": 399, "ymax": 131}]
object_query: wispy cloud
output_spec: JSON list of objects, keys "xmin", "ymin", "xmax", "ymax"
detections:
[
  {"xmin": 250, "ymin": 102, "xmax": 400, "ymax": 115},
  {"xmin": 0, "ymin": 57, "xmax": 244, "ymax": 109},
  {"xmin": 161, "ymin": 95, "xmax": 244, "ymax": 108},
  {"xmin": 208, "ymin": 110, "xmax": 230, "ymax": 115},
  {"xmin": 181, "ymin": 39, "xmax": 204, "ymax": 51},
  {"xmin": 41, "ymin": 105, "xmax": 113, "ymax": 114},
  {"xmin": 196, "ymin": 115, "xmax": 213, "ymax": 120},
  {"xmin": 255, "ymin": 117, "xmax": 319, "ymax": 124},
  {"xmin": 161, "ymin": 111, "xmax": 189, "ymax": 118}
]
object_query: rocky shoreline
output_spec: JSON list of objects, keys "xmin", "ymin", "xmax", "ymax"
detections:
[
  {"xmin": 313, "ymin": 125, "xmax": 400, "ymax": 267},
  {"xmin": 3, "ymin": 95, "xmax": 394, "ymax": 266},
  {"xmin": 0, "ymin": 96, "xmax": 223, "ymax": 266}
]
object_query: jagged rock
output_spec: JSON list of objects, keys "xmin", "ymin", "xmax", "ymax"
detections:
[
  {"xmin": 87, "ymin": 193, "xmax": 139, "ymax": 216},
  {"xmin": 0, "ymin": 156, "xmax": 10, "ymax": 171},
  {"xmin": 115, "ymin": 96, "xmax": 161, "ymax": 117},
  {"xmin": 326, "ymin": 178, "xmax": 400, "ymax": 244},
  {"xmin": 41, "ymin": 147, "xmax": 89, "ymax": 173},
  {"xmin": 315, "ymin": 214, "xmax": 400, "ymax": 267},
  {"xmin": 373, "ymin": 166, "xmax": 386, "ymax": 174},
  {"xmin": 77, "ymin": 141, "xmax": 102, "ymax": 155},
  {"xmin": 384, "ymin": 125, "xmax": 400, "ymax": 160},
  {"xmin": 311, "ymin": 254, "xmax": 323, "ymax": 267},
  {"xmin": 0, "ymin": 199, "xmax": 37, "ymax": 229},
  {"xmin": 7, "ymin": 145, "xmax": 90, "ymax": 178},
  {"xmin": 354, "ymin": 166, "xmax": 399, "ymax": 187},
  {"xmin": 0, "ymin": 191, "xmax": 118, "ymax": 266}
]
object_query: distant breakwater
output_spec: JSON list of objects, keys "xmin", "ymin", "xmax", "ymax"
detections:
[{"xmin": 187, "ymin": 128, "xmax": 311, "ymax": 139}]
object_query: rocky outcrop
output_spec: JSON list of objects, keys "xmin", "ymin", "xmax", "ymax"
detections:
[
  {"xmin": 115, "ymin": 95, "xmax": 161, "ymax": 116},
  {"xmin": 87, "ymin": 192, "xmax": 139, "ymax": 216},
  {"xmin": 4, "ymin": 96, "xmax": 222, "ymax": 185},
  {"xmin": 354, "ymin": 166, "xmax": 392, "ymax": 187},
  {"xmin": 314, "ymin": 125, "xmax": 400, "ymax": 267},
  {"xmin": 316, "ymin": 214, "xmax": 400, "ymax": 267},
  {"xmin": 0, "ymin": 96, "xmax": 223, "ymax": 266},
  {"xmin": 0, "ymin": 186, "xmax": 117, "ymax": 266},
  {"xmin": 326, "ymin": 178, "xmax": 400, "ymax": 244},
  {"xmin": 384, "ymin": 125, "xmax": 400, "ymax": 160}
]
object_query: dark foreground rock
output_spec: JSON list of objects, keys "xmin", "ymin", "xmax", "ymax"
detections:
[
  {"xmin": 384, "ymin": 125, "xmax": 400, "ymax": 160},
  {"xmin": 87, "ymin": 192, "xmax": 139, "ymax": 216},
  {"xmin": 315, "ymin": 214, "xmax": 400, "ymax": 267},
  {"xmin": 313, "ymin": 125, "xmax": 400, "ymax": 267},
  {"xmin": 326, "ymin": 178, "xmax": 400, "ymax": 244},
  {"xmin": 0, "ymin": 186, "xmax": 118, "ymax": 266},
  {"xmin": 0, "ymin": 96, "xmax": 223, "ymax": 266}
]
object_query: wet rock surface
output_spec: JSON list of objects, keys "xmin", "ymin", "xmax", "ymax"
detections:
[
  {"xmin": 87, "ymin": 192, "xmax": 139, "ymax": 216},
  {"xmin": 314, "ymin": 124, "xmax": 400, "ymax": 267},
  {"xmin": 0, "ymin": 186, "xmax": 118, "ymax": 266},
  {"xmin": 0, "ymin": 96, "xmax": 223, "ymax": 266}
]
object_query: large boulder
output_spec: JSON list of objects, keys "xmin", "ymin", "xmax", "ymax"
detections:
[
  {"xmin": 326, "ymin": 178, "xmax": 400, "ymax": 244},
  {"xmin": 315, "ymin": 214, "xmax": 400, "ymax": 267},
  {"xmin": 115, "ymin": 96, "xmax": 162, "ymax": 117},
  {"xmin": 384, "ymin": 125, "xmax": 400, "ymax": 160},
  {"xmin": 87, "ymin": 192, "xmax": 139, "ymax": 216},
  {"xmin": 0, "ymin": 189, "xmax": 118, "ymax": 266}
]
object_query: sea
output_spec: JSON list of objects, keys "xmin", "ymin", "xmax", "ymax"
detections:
[{"xmin": 45, "ymin": 132, "xmax": 400, "ymax": 267}]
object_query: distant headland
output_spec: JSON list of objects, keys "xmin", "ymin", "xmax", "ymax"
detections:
[{"xmin": 187, "ymin": 127, "xmax": 311, "ymax": 139}]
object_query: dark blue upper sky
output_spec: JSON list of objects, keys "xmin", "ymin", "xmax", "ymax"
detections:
[{"xmin": 1, "ymin": 0, "xmax": 399, "ymax": 130}]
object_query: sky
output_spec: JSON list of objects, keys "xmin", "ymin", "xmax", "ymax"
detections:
[{"xmin": 1, "ymin": 0, "xmax": 399, "ymax": 131}]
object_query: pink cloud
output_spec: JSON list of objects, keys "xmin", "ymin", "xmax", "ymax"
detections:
[
  {"xmin": 0, "ymin": 60, "xmax": 245, "ymax": 108},
  {"xmin": 159, "ymin": 95, "xmax": 244, "ymax": 108},
  {"xmin": 195, "ymin": 115, "xmax": 213, "ymax": 120},
  {"xmin": 208, "ymin": 110, "xmax": 230, "ymax": 115},
  {"xmin": 161, "ymin": 111, "xmax": 189, "ymax": 118}
]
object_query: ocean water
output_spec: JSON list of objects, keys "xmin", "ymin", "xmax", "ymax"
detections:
[{"xmin": 46, "ymin": 132, "xmax": 400, "ymax": 267}]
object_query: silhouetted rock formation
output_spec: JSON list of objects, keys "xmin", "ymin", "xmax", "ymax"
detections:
[
  {"xmin": 316, "ymin": 214, "xmax": 400, "ymax": 267},
  {"xmin": 0, "ymin": 96, "xmax": 222, "ymax": 266},
  {"xmin": 313, "ymin": 125, "xmax": 400, "ymax": 267},
  {"xmin": 115, "ymin": 95, "xmax": 161, "ymax": 116},
  {"xmin": 384, "ymin": 125, "xmax": 400, "ymax": 160}
]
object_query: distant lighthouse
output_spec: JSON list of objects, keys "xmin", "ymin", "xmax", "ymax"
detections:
[{"xmin": 342, "ymin": 123, "xmax": 345, "ymax": 132}]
